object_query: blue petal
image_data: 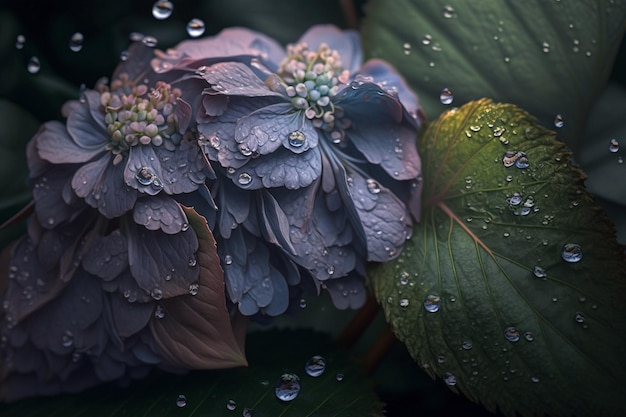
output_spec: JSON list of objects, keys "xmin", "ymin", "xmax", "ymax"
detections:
[
  {"xmin": 333, "ymin": 83, "xmax": 421, "ymax": 180},
  {"xmin": 31, "ymin": 164, "xmax": 85, "ymax": 228},
  {"xmin": 358, "ymin": 59, "xmax": 424, "ymax": 125},
  {"xmin": 215, "ymin": 182, "xmax": 251, "ymax": 239},
  {"xmin": 257, "ymin": 190, "xmax": 296, "ymax": 255},
  {"xmin": 260, "ymin": 265, "xmax": 289, "ymax": 316},
  {"xmin": 235, "ymin": 104, "xmax": 318, "ymax": 155},
  {"xmin": 126, "ymin": 221, "xmax": 199, "ymax": 299},
  {"xmin": 228, "ymin": 147, "xmax": 321, "ymax": 190},
  {"xmin": 72, "ymin": 155, "xmax": 138, "ymax": 218},
  {"xmin": 154, "ymin": 140, "xmax": 210, "ymax": 195},
  {"xmin": 298, "ymin": 25, "xmax": 362, "ymax": 74},
  {"xmin": 325, "ymin": 275, "xmax": 367, "ymax": 310},
  {"xmin": 109, "ymin": 292, "xmax": 153, "ymax": 338},
  {"xmin": 203, "ymin": 62, "xmax": 283, "ymax": 97},
  {"xmin": 81, "ymin": 230, "xmax": 128, "ymax": 281},
  {"xmin": 133, "ymin": 195, "xmax": 188, "ymax": 234},
  {"xmin": 66, "ymin": 90, "xmax": 108, "ymax": 151},
  {"xmin": 36, "ymin": 120, "xmax": 104, "ymax": 164}
]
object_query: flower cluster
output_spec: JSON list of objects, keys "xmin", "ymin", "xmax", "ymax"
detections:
[{"xmin": 0, "ymin": 25, "xmax": 422, "ymax": 401}]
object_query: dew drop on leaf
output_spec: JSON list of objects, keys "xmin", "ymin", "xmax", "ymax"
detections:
[
  {"xmin": 440, "ymin": 88, "xmax": 454, "ymax": 105},
  {"xmin": 609, "ymin": 138, "xmax": 620, "ymax": 153},
  {"xmin": 152, "ymin": 1, "xmax": 173, "ymax": 20},
  {"xmin": 27, "ymin": 56, "xmax": 40, "ymax": 74},
  {"xmin": 304, "ymin": 355, "xmax": 326, "ymax": 377},
  {"xmin": 462, "ymin": 340, "xmax": 473, "ymax": 350},
  {"xmin": 187, "ymin": 18, "xmax": 206, "ymax": 38},
  {"xmin": 69, "ymin": 32, "xmax": 84, "ymax": 52},
  {"xmin": 299, "ymin": 298, "xmax": 306, "ymax": 308},
  {"xmin": 422, "ymin": 34, "xmax": 432, "ymax": 45},
  {"xmin": 561, "ymin": 243, "xmax": 583, "ymax": 263},
  {"xmin": 176, "ymin": 394, "xmax": 187, "ymax": 408},
  {"xmin": 399, "ymin": 298, "xmax": 410, "ymax": 308},
  {"xmin": 533, "ymin": 265, "xmax": 547, "ymax": 279},
  {"xmin": 15, "ymin": 34, "xmax": 25, "ymax": 49},
  {"xmin": 504, "ymin": 326, "xmax": 520, "ymax": 342},
  {"xmin": 335, "ymin": 373, "xmax": 344, "ymax": 382},
  {"xmin": 524, "ymin": 331, "xmax": 534, "ymax": 342},
  {"xmin": 442, "ymin": 5, "xmax": 455, "ymax": 18},
  {"xmin": 275, "ymin": 373, "xmax": 300, "ymax": 401},
  {"xmin": 444, "ymin": 372, "xmax": 457, "ymax": 386},
  {"xmin": 423, "ymin": 294, "xmax": 441, "ymax": 312},
  {"xmin": 554, "ymin": 114, "xmax": 564, "ymax": 128},
  {"xmin": 226, "ymin": 399, "xmax": 237, "ymax": 411}
]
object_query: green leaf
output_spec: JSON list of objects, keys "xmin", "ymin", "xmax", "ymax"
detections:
[
  {"xmin": 368, "ymin": 99, "xmax": 626, "ymax": 417},
  {"xmin": 150, "ymin": 206, "xmax": 248, "ymax": 369},
  {"xmin": 361, "ymin": 0, "xmax": 626, "ymax": 151},
  {"xmin": 0, "ymin": 330, "xmax": 384, "ymax": 417}
]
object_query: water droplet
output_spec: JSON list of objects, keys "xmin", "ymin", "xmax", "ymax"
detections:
[
  {"xmin": 493, "ymin": 126, "xmax": 506, "ymax": 137},
  {"xmin": 188, "ymin": 256, "xmax": 197, "ymax": 267},
  {"xmin": 136, "ymin": 166, "xmax": 156, "ymax": 186},
  {"xmin": 326, "ymin": 265, "xmax": 335, "ymax": 276},
  {"xmin": 287, "ymin": 130, "xmax": 306, "ymax": 147},
  {"xmin": 224, "ymin": 254, "xmax": 233, "ymax": 265},
  {"xmin": 152, "ymin": 1, "xmax": 174, "ymax": 20},
  {"xmin": 531, "ymin": 376, "xmax": 540, "ymax": 383},
  {"xmin": 524, "ymin": 331, "xmax": 534, "ymax": 342},
  {"xmin": 533, "ymin": 265, "xmax": 547, "ymax": 279},
  {"xmin": 541, "ymin": 41, "xmax": 550, "ymax": 53},
  {"xmin": 62, "ymin": 330, "xmax": 74, "ymax": 348},
  {"xmin": 462, "ymin": 340, "xmax": 473, "ymax": 350},
  {"xmin": 187, "ymin": 18, "xmax": 206, "ymax": 38},
  {"xmin": 142, "ymin": 36, "xmax": 158, "ymax": 48},
  {"xmin": 609, "ymin": 138, "xmax": 620, "ymax": 153},
  {"xmin": 561, "ymin": 243, "xmax": 582, "ymax": 263},
  {"xmin": 515, "ymin": 153, "xmax": 529, "ymax": 169},
  {"xmin": 15, "ymin": 34, "xmax": 25, "ymax": 49},
  {"xmin": 403, "ymin": 42, "xmax": 411, "ymax": 55},
  {"xmin": 444, "ymin": 372, "xmax": 457, "ymax": 386},
  {"xmin": 226, "ymin": 399, "xmax": 237, "ymax": 411},
  {"xmin": 507, "ymin": 192, "xmax": 523, "ymax": 206},
  {"xmin": 238, "ymin": 172, "xmax": 252, "ymax": 186},
  {"xmin": 437, "ymin": 355, "xmax": 445, "ymax": 364},
  {"xmin": 275, "ymin": 373, "xmax": 300, "ymax": 402},
  {"xmin": 398, "ymin": 271, "xmax": 410, "ymax": 285},
  {"xmin": 120, "ymin": 50, "xmax": 129, "ymax": 61},
  {"xmin": 554, "ymin": 114, "xmax": 564, "ymax": 128},
  {"xmin": 154, "ymin": 305, "xmax": 166, "ymax": 319},
  {"xmin": 151, "ymin": 287, "xmax": 163, "ymax": 301},
  {"xmin": 443, "ymin": 5, "xmax": 456, "ymax": 18},
  {"xmin": 574, "ymin": 311, "xmax": 587, "ymax": 324},
  {"xmin": 423, "ymin": 294, "xmax": 441, "ymax": 313},
  {"xmin": 176, "ymin": 394, "xmax": 187, "ymax": 407},
  {"xmin": 305, "ymin": 355, "xmax": 326, "ymax": 377},
  {"xmin": 69, "ymin": 32, "xmax": 84, "ymax": 52},
  {"xmin": 189, "ymin": 283, "xmax": 199, "ymax": 296},
  {"xmin": 335, "ymin": 373, "xmax": 344, "ymax": 382},
  {"xmin": 421, "ymin": 34, "xmax": 433, "ymax": 45},
  {"xmin": 366, "ymin": 178, "xmax": 381, "ymax": 194},
  {"xmin": 242, "ymin": 408, "xmax": 253, "ymax": 417},
  {"xmin": 27, "ymin": 57, "xmax": 41, "ymax": 74},
  {"xmin": 299, "ymin": 298, "xmax": 307, "ymax": 308},
  {"xmin": 504, "ymin": 326, "xmax": 520, "ymax": 342},
  {"xmin": 618, "ymin": 156, "xmax": 624, "ymax": 164},
  {"xmin": 399, "ymin": 298, "xmax": 410, "ymax": 308},
  {"xmin": 440, "ymin": 88, "xmax": 453, "ymax": 105}
]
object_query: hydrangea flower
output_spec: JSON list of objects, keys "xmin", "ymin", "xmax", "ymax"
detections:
[{"xmin": 153, "ymin": 25, "xmax": 424, "ymax": 310}]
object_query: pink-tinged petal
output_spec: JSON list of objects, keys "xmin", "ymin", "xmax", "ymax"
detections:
[
  {"xmin": 66, "ymin": 90, "xmax": 108, "ymax": 149},
  {"xmin": 35, "ymin": 120, "xmax": 104, "ymax": 164},
  {"xmin": 150, "ymin": 207, "xmax": 248, "ymax": 369},
  {"xmin": 133, "ymin": 194, "xmax": 188, "ymax": 234},
  {"xmin": 298, "ymin": 25, "xmax": 362, "ymax": 74},
  {"xmin": 203, "ymin": 62, "xmax": 283, "ymax": 97}
]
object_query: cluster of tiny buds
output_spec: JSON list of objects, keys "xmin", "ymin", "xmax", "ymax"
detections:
[{"xmin": 99, "ymin": 74, "xmax": 182, "ymax": 164}]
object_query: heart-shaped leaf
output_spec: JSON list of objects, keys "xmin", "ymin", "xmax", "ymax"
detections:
[
  {"xmin": 368, "ymin": 99, "xmax": 626, "ymax": 417},
  {"xmin": 361, "ymin": 0, "xmax": 626, "ymax": 151},
  {"xmin": 0, "ymin": 330, "xmax": 383, "ymax": 416},
  {"xmin": 150, "ymin": 206, "xmax": 247, "ymax": 369}
]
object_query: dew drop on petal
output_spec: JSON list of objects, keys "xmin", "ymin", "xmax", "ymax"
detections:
[
  {"xmin": 423, "ymin": 294, "xmax": 441, "ymax": 313},
  {"xmin": 444, "ymin": 372, "xmax": 457, "ymax": 386},
  {"xmin": 305, "ymin": 355, "xmax": 326, "ymax": 377},
  {"xmin": 62, "ymin": 330, "xmax": 74, "ymax": 348},
  {"xmin": 275, "ymin": 373, "xmax": 300, "ymax": 402},
  {"xmin": 440, "ymin": 88, "xmax": 454, "ymax": 105},
  {"xmin": 554, "ymin": 114, "xmax": 564, "ymax": 128},
  {"xmin": 226, "ymin": 399, "xmax": 237, "ymax": 411},
  {"xmin": 189, "ymin": 283, "xmax": 199, "ymax": 296},
  {"xmin": 152, "ymin": 1, "xmax": 174, "ymax": 20},
  {"xmin": 224, "ymin": 254, "xmax": 233, "ymax": 265},
  {"xmin": 136, "ymin": 166, "xmax": 155, "ymax": 185},
  {"xmin": 142, "ymin": 36, "xmax": 158, "ymax": 48},
  {"xmin": 609, "ymin": 138, "xmax": 620, "ymax": 153},
  {"xmin": 69, "ymin": 32, "xmax": 84, "ymax": 52},
  {"xmin": 561, "ymin": 243, "xmax": 582, "ymax": 263},
  {"xmin": 238, "ymin": 172, "xmax": 252, "ymax": 186},
  {"xmin": 287, "ymin": 130, "xmax": 306, "ymax": 147},
  {"xmin": 154, "ymin": 305, "xmax": 166, "ymax": 319},
  {"xmin": 366, "ymin": 178, "xmax": 381, "ymax": 194},
  {"xmin": 151, "ymin": 287, "xmax": 163, "ymax": 301},
  {"xmin": 27, "ymin": 56, "xmax": 41, "ymax": 74},
  {"xmin": 187, "ymin": 18, "xmax": 206, "ymax": 38},
  {"xmin": 176, "ymin": 394, "xmax": 187, "ymax": 408},
  {"xmin": 504, "ymin": 326, "xmax": 520, "ymax": 342},
  {"xmin": 15, "ymin": 34, "xmax": 25, "ymax": 49}
]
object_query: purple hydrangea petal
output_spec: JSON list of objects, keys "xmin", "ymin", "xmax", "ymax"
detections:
[
  {"xmin": 66, "ymin": 90, "xmax": 108, "ymax": 149},
  {"xmin": 81, "ymin": 230, "xmax": 128, "ymax": 281},
  {"xmin": 257, "ymin": 190, "xmax": 296, "ymax": 255},
  {"xmin": 73, "ymin": 155, "xmax": 138, "ymax": 218},
  {"xmin": 346, "ymin": 172, "xmax": 412, "ymax": 262},
  {"xmin": 133, "ymin": 195, "xmax": 188, "ymax": 234},
  {"xmin": 101, "ymin": 268, "xmax": 152, "ymax": 303},
  {"xmin": 126, "ymin": 221, "xmax": 199, "ymax": 299},
  {"xmin": 228, "ymin": 147, "xmax": 321, "ymax": 190},
  {"xmin": 124, "ymin": 146, "xmax": 167, "ymax": 196},
  {"xmin": 215, "ymin": 183, "xmax": 251, "ymax": 239},
  {"xmin": 325, "ymin": 275, "xmax": 366, "ymax": 310},
  {"xmin": 334, "ymin": 83, "xmax": 421, "ymax": 180},
  {"xmin": 109, "ymin": 292, "xmax": 154, "ymax": 339},
  {"xmin": 260, "ymin": 265, "xmax": 289, "ymax": 316},
  {"xmin": 35, "ymin": 120, "xmax": 104, "ymax": 164},
  {"xmin": 153, "ymin": 140, "xmax": 211, "ymax": 194},
  {"xmin": 298, "ymin": 25, "xmax": 362, "ymax": 74},
  {"xmin": 359, "ymin": 59, "xmax": 424, "ymax": 124},
  {"xmin": 31, "ymin": 163, "xmax": 85, "ymax": 229},
  {"xmin": 203, "ymin": 62, "xmax": 283, "ymax": 97},
  {"xmin": 235, "ymin": 103, "xmax": 318, "ymax": 155}
]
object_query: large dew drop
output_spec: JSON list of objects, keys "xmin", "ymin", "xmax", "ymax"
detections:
[
  {"xmin": 423, "ymin": 294, "xmax": 441, "ymax": 313},
  {"xmin": 561, "ymin": 243, "xmax": 582, "ymax": 263},
  {"xmin": 152, "ymin": 1, "xmax": 174, "ymax": 20},
  {"xmin": 504, "ymin": 326, "xmax": 520, "ymax": 342},
  {"xmin": 440, "ymin": 88, "xmax": 454, "ymax": 105},
  {"xmin": 69, "ymin": 32, "xmax": 84, "ymax": 52},
  {"xmin": 238, "ymin": 172, "xmax": 252, "ymax": 186},
  {"xmin": 288, "ymin": 130, "xmax": 306, "ymax": 147},
  {"xmin": 304, "ymin": 355, "xmax": 326, "ymax": 377},
  {"xmin": 187, "ymin": 18, "xmax": 206, "ymax": 38},
  {"xmin": 136, "ymin": 166, "xmax": 156, "ymax": 186},
  {"xmin": 176, "ymin": 394, "xmax": 187, "ymax": 408},
  {"xmin": 275, "ymin": 373, "xmax": 301, "ymax": 402}
]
